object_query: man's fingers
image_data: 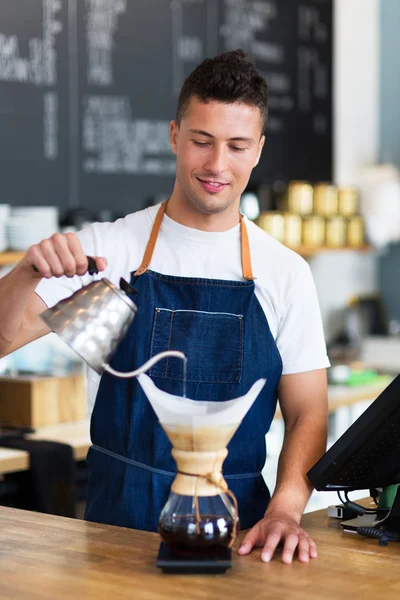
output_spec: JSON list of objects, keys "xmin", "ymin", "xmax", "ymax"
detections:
[
  {"xmin": 237, "ymin": 528, "xmax": 259, "ymax": 555},
  {"xmin": 260, "ymin": 528, "xmax": 283, "ymax": 562},
  {"xmin": 93, "ymin": 256, "xmax": 108, "ymax": 272},
  {"xmin": 237, "ymin": 541, "xmax": 252, "ymax": 555},
  {"xmin": 29, "ymin": 245, "xmax": 52, "ymax": 278},
  {"xmin": 52, "ymin": 234, "xmax": 78, "ymax": 277},
  {"xmin": 295, "ymin": 534, "xmax": 312, "ymax": 563},
  {"xmin": 281, "ymin": 531, "xmax": 300, "ymax": 564},
  {"xmin": 238, "ymin": 519, "xmax": 318, "ymax": 564},
  {"xmin": 65, "ymin": 233, "xmax": 92, "ymax": 276},
  {"xmin": 39, "ymin": 239, "xmax": 65, "ymax": 278},
  {"xmin": 308, "ymin": 536, "xmax": 318, "ymax": 559}
]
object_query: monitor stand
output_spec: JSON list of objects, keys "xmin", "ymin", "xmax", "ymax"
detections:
[
  {"xmin": 374, "ymin": 486, "xmax": 400, "ymax": 531},
  {"xmin": 341, "ymin": 487, "xmax": 400, "ymax": 533},
  {"xmin": 341, "ymin": 512, "xmax": 378, "ymax": 531}
]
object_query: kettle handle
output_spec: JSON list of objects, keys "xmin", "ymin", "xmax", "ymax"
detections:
[
  {"xmin": 32, "ymin": 255, "xmax": 99, "ymax": 276},
  {"xmin": 86, "ymin": 256, "xmax": 99, "ymax": 275}
]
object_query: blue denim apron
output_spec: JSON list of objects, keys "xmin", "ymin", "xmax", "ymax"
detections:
[{"xmin": 85, "ymin": 202, "xmax": 283, "ymax": 531}]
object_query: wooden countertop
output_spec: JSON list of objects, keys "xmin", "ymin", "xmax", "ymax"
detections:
[
  {"xmin": 0, "ymin": 502, "xmax": 399, "ymax": 599},
  {"xmin": 0, "ymin": 378, "xmax": 392, "ymax": 476}
]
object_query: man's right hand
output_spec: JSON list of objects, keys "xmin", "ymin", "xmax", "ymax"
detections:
[{"xmin": 22, "ymin": 232, "xmax": 107, "ymax": 279}]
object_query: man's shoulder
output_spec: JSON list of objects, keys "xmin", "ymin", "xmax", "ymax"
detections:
[
  {"xmin": 124, "ymin": 204, "xmax": 159, "ymax": 228},
  {"xmin": 88, "ymin": 204, "xmax": 158, "ymax": 243}
]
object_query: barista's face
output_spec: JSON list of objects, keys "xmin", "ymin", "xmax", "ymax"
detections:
[{"xmin": 170, "ymin": 97, "xmax": 265, "ymax": 216}]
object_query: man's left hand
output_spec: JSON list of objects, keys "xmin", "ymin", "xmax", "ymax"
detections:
[{"xmin": 237, "ymin": 510, "xmax": 317, "ymax": 564}]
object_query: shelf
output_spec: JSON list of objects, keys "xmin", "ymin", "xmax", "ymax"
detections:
[
  {"xmin": 288, "ymin": 245, "xmax": 371, "ymax": 258},
  {"xmin": 0, "ymin": 252, "xmax": 25, "ymax": 265},
  {"xmin": 0, "ymin": 246, "xmax": 372, "ymax": 265}
]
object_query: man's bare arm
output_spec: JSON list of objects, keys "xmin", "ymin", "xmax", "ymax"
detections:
[
  {"xmin": 238, "ymin": 368, "xmax": 328, "ymax": 563},
  {"xmin": 0, "ymin": 266, "xmax": 50, "ymax": 357},
  {"xmin": 267, "ymin": 368, "xmax": 328, "ymax": 520},
  {"xmin": 0, "ymin": 232, "xmax": 107, "ymax": 358}
]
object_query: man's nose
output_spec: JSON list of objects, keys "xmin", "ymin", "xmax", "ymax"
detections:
[{"xmin": 204, "ymin": 146, "xmax": 227, "ymax": 174}]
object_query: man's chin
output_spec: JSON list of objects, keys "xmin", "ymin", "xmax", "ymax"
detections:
[{"xmin": 188, "ymin": 195, "xmax": 234, "ymax": 216}]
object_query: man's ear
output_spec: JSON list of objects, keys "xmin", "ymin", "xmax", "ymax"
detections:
[
  {"xmin": 254, "ymin": 134, "xmax": 265, "ymax": 168},
  {"xmin": 170, "ymin": 120, "xmax": 179, "ymax": 155}
]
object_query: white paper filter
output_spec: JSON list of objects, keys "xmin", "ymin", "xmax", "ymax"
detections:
[{"xmin": 137, "ymin": 373, "xmax": 266, "ymax": 426}]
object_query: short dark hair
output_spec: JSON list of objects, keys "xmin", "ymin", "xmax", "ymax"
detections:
[{"xmin": 176, "ymin": 49, "xmax": 268, "ymax": 132}]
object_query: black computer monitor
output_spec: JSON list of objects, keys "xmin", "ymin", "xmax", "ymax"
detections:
[{"xmin": 307, "ymin": 374, "xmax": 400, "ymax": 491}]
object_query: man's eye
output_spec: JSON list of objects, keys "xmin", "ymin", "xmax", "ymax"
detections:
[
  {"xmin": 193, "ymin": 140, "xmax": 209, "ymax": 147},
  {"xmin": 231, "ymin": 146, "xmax": 246, "ymax": 152}
]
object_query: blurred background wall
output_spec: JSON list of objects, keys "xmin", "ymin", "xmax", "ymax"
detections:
[
  {"xmin": 0, "ymin": 0, "xmax": 399, "ymax": 365},
  {"xmin": 377, "ymin": 0, "xmax": 400, "ymax": 325},
  {"xmin": 1, "ymin": 0, "xmax": 400, "ymax": 516},
  {"xmin": 311, "ymin": 0, "xmax": 379, "ymax": 342},
  {"xmin": 380, "ymin": 0, "xmax": 400, "ymax": 170}
]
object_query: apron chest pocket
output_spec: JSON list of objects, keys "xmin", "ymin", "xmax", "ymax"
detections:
[{"xmin": 149, "ymin": 308, "xmax": 243, "ymax": 384}]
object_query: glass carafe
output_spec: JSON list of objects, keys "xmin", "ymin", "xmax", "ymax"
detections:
[
  {"xmin": 158, "ymin": 444, "xmax": 239, "ymax": 554},
  {"xmin": 136, "ymin": 374, "xmax": 267, "ymax": 554},
  {"xmin": 158, "ymin": 492, "xmax": 236, "ymax": 553}
]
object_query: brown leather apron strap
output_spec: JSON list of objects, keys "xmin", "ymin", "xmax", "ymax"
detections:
[
  {"xmin": 240, "ymin": 214, "xmax": 255, "ymax": 281},
  {"xmin": 133, "ymin": 201, "xmax": 168, "ymax": 276},
  {"xmin": 134, "ymin": 201, "xmax": 255, "ymax": 281}
]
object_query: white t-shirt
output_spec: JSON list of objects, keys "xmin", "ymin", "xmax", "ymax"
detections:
[{"xmin": 36, "ymin": 204, "xmax": 330, "ymax": 413}]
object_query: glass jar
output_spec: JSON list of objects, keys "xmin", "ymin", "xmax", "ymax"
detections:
[{"xmin": 313, "ymin": 183, "xmax": 338, "ymax": 216}]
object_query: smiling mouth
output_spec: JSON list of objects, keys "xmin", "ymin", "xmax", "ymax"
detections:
[{"xmin": 197, "ymin": 178, "xmax": 229, "ymax": 191}]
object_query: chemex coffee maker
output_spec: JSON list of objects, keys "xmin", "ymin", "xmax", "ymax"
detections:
[
  {"xmin": 138, "ymin": 374, "xmax": 266, "ymax": 574},
  {"xmin": 40, "ymin": 257, "xmax": 266, "ymax": 574}
]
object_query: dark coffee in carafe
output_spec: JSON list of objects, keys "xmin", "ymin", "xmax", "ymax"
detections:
[{"xmin": 159, "ymin": 514, "xmax": 235, "ymax": 554}]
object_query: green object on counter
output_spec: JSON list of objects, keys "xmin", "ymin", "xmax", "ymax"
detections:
[
  {"xmin": 346, "ymin": 372, "xmax": 390, "ymax": 387},
  {"xmin": 378, "ymin": 484, "xmax": 400, "ymax": 511},
  {"xmin": 328, "ymin": 366, "xmax": 393, "ymax": 387}
]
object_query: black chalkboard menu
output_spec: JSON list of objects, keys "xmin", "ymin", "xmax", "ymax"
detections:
[{"xmin": 0, "ymin": 0, "xmax": 332, "ymax": 217}]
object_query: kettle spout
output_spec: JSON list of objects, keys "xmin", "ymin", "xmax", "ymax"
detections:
[{"xmin": 105, "ymin": 350, "xmax": 187, "ymax": 379}]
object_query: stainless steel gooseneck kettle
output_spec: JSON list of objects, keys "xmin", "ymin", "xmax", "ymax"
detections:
[{"xmin": 40, "ymin": 256, "xmax": 185, "ymax": 377}]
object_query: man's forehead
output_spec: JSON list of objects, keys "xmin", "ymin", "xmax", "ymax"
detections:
[{"xmin": 181, "ymin": 97, "xmax": 263, "ymax": 137}]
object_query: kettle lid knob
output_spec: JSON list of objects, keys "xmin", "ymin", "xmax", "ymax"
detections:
[{"xmin": 119, "ymin": 277, "xmax": 137, "ymax": 296}]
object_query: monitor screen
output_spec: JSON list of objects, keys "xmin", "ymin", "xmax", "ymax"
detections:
[{"xmin": 307, "ymin": 374, "xmax": 400, "ymax": 491}]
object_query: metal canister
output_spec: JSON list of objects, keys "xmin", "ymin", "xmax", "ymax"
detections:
[
  {"xmin": 326, "ymin": 216, "xmax": 347, "ymax": 247},
  {"xmin": 257, "ymin": 212, "xmax": 285, "ymax": 243},
  {"xmin": 287, "ymin": 181, "xmax": 314, "ymax": 215},
  {"xmin": 283, "ymin": 213, "xmax": 302, "ymax": 247},
  {"xmin": 313, "ymin": 183, "xmax": 338, "ymax": 216},
  {"xmin": 302, "ymin": 215, "xmax": 325, "ymax": 247},
  {"xmin": 338, "ymin": 187, "xmax": 359, "ymax": 217},
  {"xmin": 347, "ymin": 216, "xmax": 364, "ymax": 247}
]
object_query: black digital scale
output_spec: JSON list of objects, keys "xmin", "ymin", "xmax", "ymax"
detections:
[{"xmin": 156, "ymin": 542, "xmax": 232, "ymax": 574}]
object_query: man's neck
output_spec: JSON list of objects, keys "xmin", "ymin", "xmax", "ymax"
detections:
[{"xmin": 165, "ymin": 191, "xmax": 241, "ymax": 233}]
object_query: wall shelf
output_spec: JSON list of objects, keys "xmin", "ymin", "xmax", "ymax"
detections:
[
  {"xmin": 0, "ymin": 246, "xmax": 372, "ymax": 266},
  {"xmin": 0, "ymin": 252, "xmax": 25, "ymax": 266},
  {"xmin": 289, "ymin": 245, "xmax": 371, "ymax": 258}
]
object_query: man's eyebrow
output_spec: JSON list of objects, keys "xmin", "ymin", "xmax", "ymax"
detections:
[{"xmin": 188, "ymin": 129, "xmax": 255, "ymax": 144}]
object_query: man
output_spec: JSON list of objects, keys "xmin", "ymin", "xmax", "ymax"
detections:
[{"xmin": 0, "ymin": 50, "xmax": 329, "ymax": 564}]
